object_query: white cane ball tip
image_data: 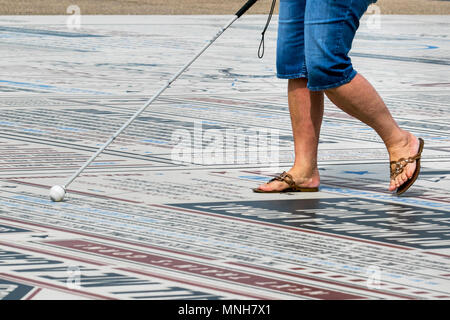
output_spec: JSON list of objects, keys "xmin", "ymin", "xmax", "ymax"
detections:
[{"xmin": 50, "ymin": 185, "xmax": 66, "ymax": 202}]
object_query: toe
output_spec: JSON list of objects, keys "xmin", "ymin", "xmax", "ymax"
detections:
[
  {"xmin": 257, "ymin": 181, "xmax": 285, "ymax": 192},
  {"xmin": 406, "ymin": 162, "xmax": 416, "ymax": 179},
  {"xmin": 257, "ymin": 183, "xmax": 272, "ymax": 191},
  {"xmin": 390, "ymin": 176, "xmax": 399, "ymax": 191},
  {"xmin": 397, "ymin": 174, "xmax": 405, "ymax": 187},
  {"xmin": 389, "ymin": 181, "xmax": 396, "ymax": 191},
  {"xmin": 401, "ymin": 171, "xmax": 409, "ymax": 184},
  {"xmin": 395, "ymin": 176, "xmax": 402, "ymax": 188}
]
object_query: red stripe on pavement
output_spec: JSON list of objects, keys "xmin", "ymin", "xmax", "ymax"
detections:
[
  {"xmin": 25, "ymin": 288, "xmax": 42, "ymax": 300},
  {"xmin": 227, "ymin": 262, "xmax": 415, "ymax": 300},
  {"xmin": 0, "ymin": 240, "xmax": 106, "ymax": 266},
  {"xmin": 116, "ymin": 267, "xmax": 271, "ymax": 300},
  {"xmin": 0, "ymin": 216, "xmax": 216, "ymax": 261},
  {"xmin": 0, "ymin": 273, "xmax": 115, "ymax": 300},
  {"xmin": 47, "ymin": 239, "xmax": 366, "ymax": 300}
]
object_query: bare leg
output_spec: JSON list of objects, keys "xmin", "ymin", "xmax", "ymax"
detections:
[
  {"xmin": 325, "ymin": 74, "xmax": 420, "ymax": 191},
  {"xmin": 257, "ymin": 78, "xmax": 323, "ymax": 191}
]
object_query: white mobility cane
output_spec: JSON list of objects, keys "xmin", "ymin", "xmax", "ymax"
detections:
[{"xmin": 50, "ymin": 0, "xmax": 260, "ymax": 202}]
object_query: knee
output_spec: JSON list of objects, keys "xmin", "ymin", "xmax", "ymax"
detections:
[
  {"xmin": 305, "ymin": 49, "xmax": 356, "ymax": 91},
  {"xmin": 304, "ymin": 20, "xmax": 358, "ymax": 90}
]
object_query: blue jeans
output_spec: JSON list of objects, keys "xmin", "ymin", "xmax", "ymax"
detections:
[{"xmin": 276, "ymin": 0, "xmax": 377, "ymax": 91}]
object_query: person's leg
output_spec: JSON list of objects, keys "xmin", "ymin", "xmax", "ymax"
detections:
[
  {"xmin": 325, "ymin": 75, "xmax": 419, "ymax": 191},
  {"xmin": 289, "ymin": 79, "xmax": 324, "ymax": 185},
  {"xmin": 304, "ymin": 0, "xmax": 420, "ymax": 192},
  {"xmin": 257, "ymin": 78, "xmax": 323, "ymax": 191},
  {"xmin": 256, "ymin": 0, "xmax": 323, "ymax": 192}
]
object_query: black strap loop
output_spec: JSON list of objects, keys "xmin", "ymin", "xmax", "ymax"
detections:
[{"xmin": 258, "ymin": 0, "xmax": 277, "ymax": 59}]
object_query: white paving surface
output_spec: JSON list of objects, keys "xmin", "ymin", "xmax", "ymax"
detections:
[{"xmin": 0, "ymin": 15, "xmax": 449, "ymax": 300}]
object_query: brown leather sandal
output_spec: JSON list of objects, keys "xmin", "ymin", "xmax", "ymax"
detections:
[
  {"xmin": 391, "ymin": 138, "xmax": 424, "ymax": 196},
  {"xmin": 252, "ymin": 171, "xmax": 319, "ymax": 193}
]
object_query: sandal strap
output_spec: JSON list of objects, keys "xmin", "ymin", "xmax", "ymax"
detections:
[
  {"xmin": 390, "ymin": 150, "xmax": 423, "ymax": 179},
  {"xmin": 269, "ymin": 171, "xmax": 296, "ymax": 188}
]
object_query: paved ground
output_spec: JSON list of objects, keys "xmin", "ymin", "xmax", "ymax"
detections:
[
  {"xmin": 1, "ymin": 0, "xmax": 450, "ymax": 15},
  {"xmin": 0, "ymin": 14, "xmax": 449, "ymax": 300}
]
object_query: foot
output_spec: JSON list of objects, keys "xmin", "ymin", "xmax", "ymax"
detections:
[
  {"xmin": 255, "ymin": 167, "xmax": 320, "ymax": 192},
  {"xmin": 388, "ymin": 132, "xmax": 420, "ymax": 192}
]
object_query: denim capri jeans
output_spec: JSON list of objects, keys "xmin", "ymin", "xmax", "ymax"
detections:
[{"xmin": 276, "ymin": 0, "xmax": 377, "ymax": 91}]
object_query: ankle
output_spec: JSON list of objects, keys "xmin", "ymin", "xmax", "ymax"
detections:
[
  {"xmin": 287, "ymin": 166, "xmax": 320, "ymax": 187},
  {"xmin": 385, "ymin": 130, "xmax": 411, "ymax": 151},
  {"xmin": 289, "ymin": 165, "xmax": 319, "ymax": 179}
]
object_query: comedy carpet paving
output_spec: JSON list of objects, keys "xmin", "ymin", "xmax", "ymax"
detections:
[{"xmin": 0, "ymin": 15, "xmax": 449, "ymax": 300}]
